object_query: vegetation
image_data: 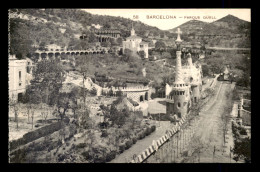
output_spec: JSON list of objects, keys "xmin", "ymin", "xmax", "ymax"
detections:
[{"xmin": 232, "ymin": 122, "xmax": 251, "ymax": 162}]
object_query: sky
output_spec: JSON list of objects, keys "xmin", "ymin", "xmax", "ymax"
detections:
[{"xmin": 82, "ymin": 9, "xmax": 251, "ymax": 30}]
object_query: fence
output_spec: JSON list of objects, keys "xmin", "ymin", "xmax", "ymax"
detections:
[{"xmin": 130, "ymin": 115, "xmax": 195, "ymax": 163}]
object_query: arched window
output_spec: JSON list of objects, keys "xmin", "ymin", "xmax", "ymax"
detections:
[
  {"xmin": 178, "ymin": 102, "xmax": 181, "ymax": 107},
  {"xmin": 140, "ymin": 95, "xmax": 144, "ymax": 102},
  {"xmin": 145, "ymin": 92, "xmax": 148, "ymax": 100}
]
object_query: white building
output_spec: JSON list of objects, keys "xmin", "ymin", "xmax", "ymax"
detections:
[
  {"xmin": 9, "ymin": 55, "xmax": 34, "ymax": 101},
  {"xmin": 122, "ymin": 25, "xmax": 149, "ymax": 59}
]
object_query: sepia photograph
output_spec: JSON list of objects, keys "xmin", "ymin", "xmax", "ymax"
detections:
[{"xmin": 8, "ymin": 8, "xmax": 251, "ymax": 163}]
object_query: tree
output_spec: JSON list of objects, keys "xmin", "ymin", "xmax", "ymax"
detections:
[
  {"xmin": 89, "ymin": 87, "xmax": 97, "ymax": 96},
  {"xmin": 29, "ymin": 60, "xmax": 66, "ymax": 106},
  {"xmin": 202, "ymin": 65, "xmax": 210, "ymax": 76},
  {"xmin": 155, "ymin": 41, "xmax": 166, "ymax": 50},
  {"xmin": 88, "ymin": 32, "xmax": 97, "ymax": 43},
  {"xmin": 139, "ymin": 50, "xmax": 146, "ymax": 59},
  {"xmin": 233, "ymin": 137, "xmax": 251, "ymax": 163},
  {"xmin": 101, "ymin": 41, "xmax": 111, "ymax": 47},
  {"xmin": 31, "ymin": 108, "xmax": 35, "ymax": 129},
  {"xmin": 103, "ymin": 23, "xmax": 111, "ymax": 29},
  {"xmin": 9, "ymin": 94, "xmax": 20, "ymax": 130}
]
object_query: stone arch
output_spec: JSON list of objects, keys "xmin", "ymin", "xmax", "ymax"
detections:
[
  {"xmin": 145, "ymin": 92, "xmax": 148, "ymax": 100},
  {"xmin": 61, "ymin": 52, "xmax": 66, "ymax": 60},
  {"xmin": 177, "ymin": 102, "xmax": 181, "ymax": 108},
  {"xmin": 66, "ymin": 52, "xmax": 71, "ymax": 56},
  {"xmin": 80, "ymin": 52, "xmax": 84, "ymax": 55},
  {"xmin": 140, "ymin": 95, "xmax": 144, "ymax": 102},
  {"xmin": 48, "ymin": 53, "xmax": 54, "ymax": 59},
  {"xmin": 41, "ymin": 53, "xmax": 47, "ymax": 59},
  {"xmin": 34, "ymin": 53, "xmax": 40, "ymax": 59},
  {"xmin": 55, "ymin": 52, "xmax": 60, "ymax": 58},
  {"xmin": 71, "ymin": 52, "xmax": 75, "ymax": 56}
]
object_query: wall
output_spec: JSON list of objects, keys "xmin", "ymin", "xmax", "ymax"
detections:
[{"xmin": 9, "ymin": 58, "xmax": 27, "ymax": 101}]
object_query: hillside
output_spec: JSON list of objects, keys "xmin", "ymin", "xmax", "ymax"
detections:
[
  {"xmin": 212, "ymin": 14, "xmax": 250, "ymax": 31},
  {"xmin": 9, "ymin": 9, "xmax": 167, "ymax": 58},
  {"xmin": 168, "ymin": 14, "xmax": 251, "ymax": 48},
  {"xmin": 169, "ymin": 20, "xmax": 208, "ymax": 34}
]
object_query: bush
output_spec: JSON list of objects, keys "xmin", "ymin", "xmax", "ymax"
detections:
[
  {"xmin": 105, "ymin": 150, "xmax": 117, "ymax": 162},
  {"xmin": 125, "ymin": 140, "xmax": 133, "ymax": 150},
  {"xmin": 151, "ymin": 125, "xmax": 156, "ymax": 132},
  {"xmin": 239, "ymin": 127, "xmax": 247, "ymax": 135},
  {"xmin": 58, "ymin": 154, "xmax": 66, "ymax": 162},
  {"xmin": 132, "ymin": 137, "xmax": 137, "ymax": 144},
  {"xmin": 145, "ymin": 127, "xmax": 152, "ymax": 136},
  {"xmin": 76, "ymin": 143, "xmax": 87, "ymax": 149},
  {"xmin": 119, "ymin": 144, "xmax": 125, "ymax": 153},
  {"xmin": 101, "ymin": 130, "xmax": 108, "ymax": 138},
  {"xmin": 151, "ymin": 93, "xmax": 157, "ymax": 99},
  {"xmin": 93, "ymin": 155, "xmax": 106, "ymax": 163},
  {"xmin": 81, "ymin": 151, "xmax": 90, "ymax": 160}
]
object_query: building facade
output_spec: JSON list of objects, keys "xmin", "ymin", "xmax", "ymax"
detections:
[
  {"xmin": 9, "ymin": 55, "xmax": 34, "ymax": 101},
  {"xmin": 122, "ymin": 25, "xmax": 149, "ymax": 59},
  {"xmin": 165, "ymin": 28, "xmax": 202, "ymax": 118}
]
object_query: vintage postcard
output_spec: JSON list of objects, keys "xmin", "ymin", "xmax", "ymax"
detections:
[{"xmin": 8, "ymin": 8, "xmax": 251, "ymax": 163}]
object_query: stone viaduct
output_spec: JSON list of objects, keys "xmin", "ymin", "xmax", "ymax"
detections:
[{"xmin": 31, "ymin": 48, "xmax": 109, "ymax": 61}]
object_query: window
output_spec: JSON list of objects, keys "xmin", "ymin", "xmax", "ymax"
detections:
[
  {"xmin": 178, "ymin": 102, "xmax": 181, "ymax": 107},
  {"xmin": 19, "ymin": 71, "xmax": 22, "ymax": 86}
]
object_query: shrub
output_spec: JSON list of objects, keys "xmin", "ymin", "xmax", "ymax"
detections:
[
  {"xmin": 125, "ymin": 140, "xmax": 133, "ymax": 150},
  {"xmin": 151, "ymin": 125, "xmax": 156, "ymax": 132},
  {"xmin": 137, "ymin": 133, "xmax": 142, "ymax": 140},
  {"xmin": 93, "ymin": 155, "xmax": 106, "ymax": 163},
  {"xmin": 101, "ymin": 130, "xmax": 108, "ymax": 138},
  {"xmin": 119, "ymin": 144, "xmax": 125, "ymax": 153},
  {"xmin": 105, "ymin": 151, "xmax": 117, "ymax": 162},
  {"xmin": 145, "ymin": 127, "xmax": 152, "ymax": 136},
  {"xmin": 81, "ymin": 151, "xmax": 90, "ymax": 160},
  {"xmin": 58, "ymin": 154, "xmax": 66, "ymax": 162},
  {"xmin": 132, "ymin": 137, "xmax": 137, "ymax": 144},
  {"xmin": 76, "ymin": 143, "xmax": 87, "ymax": 149},
  {"xmin": 239, "ymin": 127, "xmax": 247, "ymax": 135}
]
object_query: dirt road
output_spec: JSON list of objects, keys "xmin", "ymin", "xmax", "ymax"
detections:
[{"xmin": 183, "ymin": 81, "xmax": 236, "ymax": 163}]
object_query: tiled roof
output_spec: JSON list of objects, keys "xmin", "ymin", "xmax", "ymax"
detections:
[{"xmin": 126, "ymin": 35, "xmax": 142, "ymax": 40}]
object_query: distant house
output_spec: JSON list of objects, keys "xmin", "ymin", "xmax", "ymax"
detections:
[
  {"xmin": 122, "ymin": 24, "xmax": 149, "ymax": 59},
  {"xmin": 9, "ymin": 55, "xmax": 34, "ymax": 102}
]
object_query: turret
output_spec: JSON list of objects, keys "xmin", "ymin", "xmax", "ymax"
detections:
[
  {"xmin": 171, "ymin": 28, "xmax": 190, "ymax": 118},
  {"xmin": 187, "ymin": 53, "xmax": 193, "ymax": 67},
  {"xmin": 131, "ymin": 23, "xmax": 135, "ymax": 36}
]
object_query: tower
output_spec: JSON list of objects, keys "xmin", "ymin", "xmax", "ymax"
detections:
[
  {"xmin": 171, "ymin": 28, "xmax": 190, "ymax": 118},
  {"xmin": 131, "ymin": 23, "xmax": 135, "ymax": 36},
  {"xmin": 187, "ymin": 52, "xmax": 201, "ymax": 103}
]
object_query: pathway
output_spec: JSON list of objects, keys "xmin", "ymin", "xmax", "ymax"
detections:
[
  {"xmin": 109, "ymin": 121, "xmax": 171, "ymax": 163},
  {"xmin": 181, "ymin": 81, "xmax": 237, "ymax": 163}
]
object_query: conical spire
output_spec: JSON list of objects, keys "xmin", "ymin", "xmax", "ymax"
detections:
[
  {"xmin": 187, "ymin": 53, "xmax": 193, "ymax": 66},
  {"xmin": 174, "ymin": 51, "xmax": 184, "ymax": 84},
  {"xmin": 131, "ymin": 23, "xmax": 135, "ymax": 36}
]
